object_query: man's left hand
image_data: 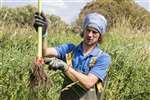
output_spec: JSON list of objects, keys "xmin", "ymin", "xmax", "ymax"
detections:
[{"xmin": 44, "ymin": 57, "xmax": 67, "ymax": 71}]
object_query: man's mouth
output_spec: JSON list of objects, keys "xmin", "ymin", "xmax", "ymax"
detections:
[{"xmin": 87, "ymin": 38, "xmax": 92, "ymax": 42}]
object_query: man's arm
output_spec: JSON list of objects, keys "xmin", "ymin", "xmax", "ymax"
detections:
[
  {"xmin": 47, "ymin": 53, "xmax": 111, "ymax": 90},
  {"xmin": 45, "ymin": 58, "xmax": 99, "ymax": 90},
  {"xmin": 65, "ymin": 66, "xmax": 99, "ymax": 90},
  {"xmin": 42, "ymin": 37, "xmax": 58, "ymax": 57},
  {"xmin": 33, "ymin": 12, "xmax": 58, "ymax": 58}
]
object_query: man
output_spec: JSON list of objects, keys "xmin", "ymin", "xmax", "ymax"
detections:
[{"xmin": 34, "ymin": 12, "xmax": 111, "ymax": 100}]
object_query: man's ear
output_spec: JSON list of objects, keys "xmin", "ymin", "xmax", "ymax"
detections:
[{"xmin": 98, "ymin": 34, "xmax": 103, "ymax": 44}]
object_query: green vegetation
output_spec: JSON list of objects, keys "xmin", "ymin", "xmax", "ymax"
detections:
[
  {"xmin": 77, "ymin": 0, "xmax": 150, "ymax": 32},
  {"xmin": 0, "ymin": 1, "xmax": 150, "ymax": 100}
]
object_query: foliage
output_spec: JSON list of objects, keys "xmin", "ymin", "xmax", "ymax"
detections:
[
  {"xmin": 0, "ymin": 3, "xmax": 150, "ymax": 100},
  {"xmin": 76, "ymin": 0, "xmax": 150, "ymax": 32},
  {"xmin": 0, "ymin": 5, "xmax": 70, "ymax": 34},
  {"xmin": 0, "ymin": 5, "xmax": 35, "ymax": 26},
  {"xmin": 101, "ymin": 19, "xmax": 150, "ymax": 100}
]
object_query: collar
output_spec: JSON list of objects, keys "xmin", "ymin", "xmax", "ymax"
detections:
[
  {"xmin": 88, "ymin": 43, "xmax": 101, "ymax": 57},
  {"xmin": 76, "ymin": 42, "xmax": 83, "ymax": 53},
  {"xmin": 76, "ymin": 42, "xmax": 101, "ymax": 57}
]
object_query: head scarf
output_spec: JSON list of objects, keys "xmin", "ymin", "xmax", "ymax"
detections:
[{"xmin": 81, "ymin": 13, "xmax": 107, "ymax": 36}]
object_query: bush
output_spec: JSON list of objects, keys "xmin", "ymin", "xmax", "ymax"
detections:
[{"xmin": 76, "ymin": 0, "xmax": 150, "ymax": 32}]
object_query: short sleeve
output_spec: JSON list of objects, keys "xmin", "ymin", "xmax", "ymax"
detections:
[
  {"xmin": 55, "ymin": 43, "xmax": 75, "ymax": 60},
  {"xmin": 90, "ymin": 53, "xmax": 111, "ymax": 81}
]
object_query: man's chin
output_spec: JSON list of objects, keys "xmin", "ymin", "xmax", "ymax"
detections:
[{"xmin": 85, "ymin": 42, "xmax": 94, "ymax": 46}]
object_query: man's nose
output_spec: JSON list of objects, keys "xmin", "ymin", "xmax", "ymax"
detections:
[{"xmin": 88, "ymin": 31, "xmax": 93, "ymax": 37}]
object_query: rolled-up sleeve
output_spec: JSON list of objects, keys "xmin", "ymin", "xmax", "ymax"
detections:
[
  {"xmin": 55, "ymin": 43, "xmax": 75, "ymax": 60},
  {"xmin": 90, "ymin": 53, "xmax": 111, "ymax": 81}
]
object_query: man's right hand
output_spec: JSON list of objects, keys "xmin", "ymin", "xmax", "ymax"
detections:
[{"xmin": 33, "ymin": 12, "xmax": 48, "ymax": 37}]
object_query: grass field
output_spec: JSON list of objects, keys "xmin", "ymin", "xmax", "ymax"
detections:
[{"xmin": 0, "ymin": 6, "xmax": 150, "ymax": 100}]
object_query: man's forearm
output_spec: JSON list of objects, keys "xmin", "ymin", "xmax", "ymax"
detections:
[{"xmin": 65, "ymin": 67, "xmax": 98, "ymax": 90}]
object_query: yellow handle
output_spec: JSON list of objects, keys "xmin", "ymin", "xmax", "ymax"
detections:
[{"xmin": 38, "ymin": 0, "xmax": 42, "ymax": 58}]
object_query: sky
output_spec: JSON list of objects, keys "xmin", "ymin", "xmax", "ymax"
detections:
[
  {"xmin": 135, "ymin": 0, "xmax": 150, "ymax": 11},
  {"xmin": 0, "ymin": 0, "xmax": 149, "ymax": 24}
]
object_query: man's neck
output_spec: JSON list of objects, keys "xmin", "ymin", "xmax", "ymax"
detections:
[{"xmin": 82, "ymin": 42, "xmax": 97, "ymax": 56}]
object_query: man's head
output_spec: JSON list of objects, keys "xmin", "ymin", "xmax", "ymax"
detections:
[{"xmin": 81, "ymin": 13, "xmax": 107, "ymax": 44}]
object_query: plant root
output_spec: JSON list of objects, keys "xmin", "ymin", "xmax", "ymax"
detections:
[{"xmin": 29, "ymin": 58, "xmax": 49, "ymax": 89}]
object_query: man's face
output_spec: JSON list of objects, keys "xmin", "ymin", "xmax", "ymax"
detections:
[{"xmin": 83, "ymin": 27, "xmax": 100, "ymax": 46}]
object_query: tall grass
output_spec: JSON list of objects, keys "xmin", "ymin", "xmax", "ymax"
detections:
[
  {"xmin": 101, "ymin": 18, "xmax": 150, "ymax": 100},
  {"xmin": 0, "ymin": 8, "xmax": 150, "ymax": 100},
  {"xmin": 0, "ymin": 21, "xmax": 81, "ymax": 100}
]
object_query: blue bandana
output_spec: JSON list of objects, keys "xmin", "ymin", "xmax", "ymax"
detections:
[{"xmin": 82, "ymin": 13, "xmax": 107, "ymax": 36}]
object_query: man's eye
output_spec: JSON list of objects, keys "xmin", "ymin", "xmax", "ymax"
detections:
[
  {"xmin": 92, "ymin": 31, "xmax": 97, "ymax": 34},
  {"xmin": 86, "ymin": 29, "xmax": 91, "ymax": 32}
]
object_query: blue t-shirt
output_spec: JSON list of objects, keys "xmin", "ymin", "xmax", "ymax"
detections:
[{"xmin": 55, "ymin": 42, "xmax": 111, "ymax": 81}]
